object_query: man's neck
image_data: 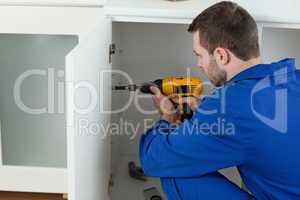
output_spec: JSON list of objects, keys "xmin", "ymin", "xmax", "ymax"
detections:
[{"xmin": 227, "ymin": 57, "xmax": 262, "ymax": 81}]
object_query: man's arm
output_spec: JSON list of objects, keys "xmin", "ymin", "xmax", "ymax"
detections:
[{"xmin": 140, "ymin": 87, "xmax": 250, "ymax": 178}]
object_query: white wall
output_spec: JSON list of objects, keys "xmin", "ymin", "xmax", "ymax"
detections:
[
  {"xmin": 262, "ymin": 27, "xmax": 300, "ymax": 67},
  {"xmin": 0, "ymin": 34, "xmax": 77, "ymax": 168}
]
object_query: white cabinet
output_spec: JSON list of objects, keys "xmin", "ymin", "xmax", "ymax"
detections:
[
  {"xmin": 0, "ymin": 2, "xmax": 300, "ymax": 200},
  {"xmin": 0, "ymin": 5, "xmax": 112, "ymax": 200},
  {"xmin": 0, "ymin": 34, "xmax": 76, "ymax": 193},
  {"xmin": 261, "ymin": 24, "xmax": 300, "ymax": 67},
  {"xmin": 106, "ymin": 0, "xmax": 300, "ymax": 24}
]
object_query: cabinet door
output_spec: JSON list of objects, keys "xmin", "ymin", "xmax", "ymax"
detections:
[
  {"xmin": 66, "ymin": 15, "xmax": 112, "ymax": 200},
  {"xmin": 0, "ymin": 0, "xmax": 106, "ymax": 7}
]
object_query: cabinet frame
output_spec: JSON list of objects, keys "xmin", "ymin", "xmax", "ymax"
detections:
[{"xmin": 1, "ymin": 4, "xmax": 300, "ymax": 199}]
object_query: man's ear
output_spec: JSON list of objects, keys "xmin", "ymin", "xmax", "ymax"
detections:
[{"xmin": 213, "ymin": 47, "xmax": 230, "ymax": 66}]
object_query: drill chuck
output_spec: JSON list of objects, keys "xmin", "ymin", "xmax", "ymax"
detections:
[
  {"xmin": 112, "ymin": 84, "xmax": 140, "ymax": 92},
  {"xmin": 140, "ymin": 79, "xmax": 163, "ymax": 94}
]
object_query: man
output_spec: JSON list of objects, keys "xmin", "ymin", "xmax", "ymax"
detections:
[{"xmin": 140, "ymin": 1, "xmax": 300, "ymax": 200}]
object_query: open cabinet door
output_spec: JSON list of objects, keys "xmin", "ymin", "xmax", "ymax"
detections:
[{"xmin": 66, "ymin": 14, "xmax": 112, "ymax": 200}]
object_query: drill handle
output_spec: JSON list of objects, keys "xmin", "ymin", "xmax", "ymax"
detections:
[{"xmin": 181, "ymin": 102, "xmax": 194, "ymax": 122}]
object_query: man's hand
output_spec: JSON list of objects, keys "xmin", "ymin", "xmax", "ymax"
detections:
[
  {"xmin": 150, "ymin": 86, "xmax": 202, "ymax": 123},
  {"xmin": 171, "ymin": 96, "xmax": 202, "ymax": 112},
  {"xmin": 150, "ymin": 86, "xmax": 178, "ymax": 123}
]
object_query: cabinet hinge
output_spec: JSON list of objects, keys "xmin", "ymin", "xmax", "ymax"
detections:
[{"xmin": 109, "ymin": 43, "xmax": 116, "ymax": 64}]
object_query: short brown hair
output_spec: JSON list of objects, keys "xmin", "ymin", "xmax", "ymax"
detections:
[{"xmin": 188, "ymin": 1, "xmax": 260, "ymax": 61}]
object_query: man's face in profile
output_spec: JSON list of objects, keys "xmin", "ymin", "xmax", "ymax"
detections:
[{"xmin": 193, "ymin": 31, "xmax": 227, "ymax": 87}]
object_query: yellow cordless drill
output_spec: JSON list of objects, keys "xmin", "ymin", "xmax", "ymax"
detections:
[{"xmin": 113, "ymin": 77, "xmax": 204, "ymax": 121}]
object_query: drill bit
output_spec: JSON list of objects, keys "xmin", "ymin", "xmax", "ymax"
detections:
[{"xmin": 112, "ymin": 84, "xmax": 141, "ymax": 92}]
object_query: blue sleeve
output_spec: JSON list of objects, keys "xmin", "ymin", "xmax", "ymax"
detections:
[{"xmin": 139, "ymin": 89, "xmax": 251, "ymax": 178}]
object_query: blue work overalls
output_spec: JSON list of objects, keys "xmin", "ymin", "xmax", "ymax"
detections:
[{"xmin": 140, "ymin": 58, "xmax": 300, "ymax": 200}]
